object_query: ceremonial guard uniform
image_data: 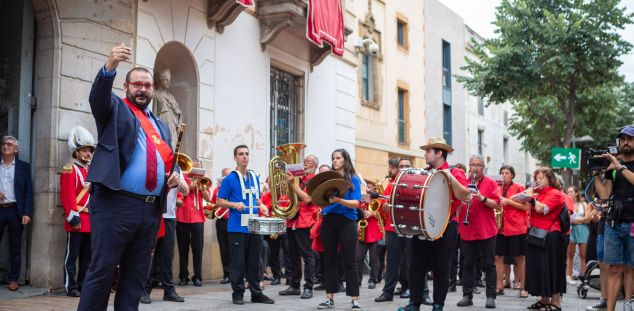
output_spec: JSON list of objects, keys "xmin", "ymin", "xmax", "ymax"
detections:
[{"xmin": 60, "ymin": 126, "xmax": 95, "ymax": 297}]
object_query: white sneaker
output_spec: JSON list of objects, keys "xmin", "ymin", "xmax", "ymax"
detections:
[
  {"xmin": 566, "ymin": 276, "xmax": 578, "ymax": 286},
  {"xmin": 624, "ymin": 300, "xmax": 632, "ymax": 311}
]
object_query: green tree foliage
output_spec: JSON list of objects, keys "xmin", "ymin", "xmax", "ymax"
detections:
[{"xmin": 460, "ymin": 0, "xmax": 633, "ymax": 169}]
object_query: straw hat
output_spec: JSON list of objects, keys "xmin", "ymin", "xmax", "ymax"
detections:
[{"xmin": 419, "ymin": 137, "xmax": 454, "ymax": 153}]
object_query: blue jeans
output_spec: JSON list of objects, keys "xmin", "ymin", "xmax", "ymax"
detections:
[{"xmin": 604, "ymin": 223, "xmax": 634, "ymax": 267}]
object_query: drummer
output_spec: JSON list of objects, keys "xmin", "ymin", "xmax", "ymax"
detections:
[
  {"xmin": 399, "ymin": 137, "xmax": 471, "ymax": 311},
  {"xmin": 216, "ymin": 145, "xmax": 275, "ymax": 305}
]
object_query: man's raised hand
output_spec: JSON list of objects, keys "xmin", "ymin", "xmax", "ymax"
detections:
[{"xmin": 105, "ymin": 43, "xmax": 132, "ymax": 72}]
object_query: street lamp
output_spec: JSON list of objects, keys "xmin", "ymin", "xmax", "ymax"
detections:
[{"xmin": 572, "ymin": 135, "xmax": 594, "ymax": 149}]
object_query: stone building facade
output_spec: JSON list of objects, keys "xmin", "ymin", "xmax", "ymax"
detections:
[{"xmin": 0, "ymin": 0, "xmax": 357, "ymax": 289}]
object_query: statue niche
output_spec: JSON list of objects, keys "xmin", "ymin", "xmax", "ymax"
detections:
[{"xmin": 153, "ymin": 69, "xmax": 182, "ymax": 148}]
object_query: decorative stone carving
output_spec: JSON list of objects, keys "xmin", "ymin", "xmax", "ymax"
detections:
[
  {"xmin": 207, "ymin": 0, "xmax": 249, "ymax": 33},
  {"xmin": 153, "ymin": 69, "xmax": 182, "ymax": 148}
]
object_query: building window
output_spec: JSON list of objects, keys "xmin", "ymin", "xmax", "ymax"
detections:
[
  {"xmin": 398, "ymin": 87, "xmax": 408, "ymax": 145},
  {"xmin": 478, "ymin": 129, "xmax": 484, "ymax": 156},
  {"xmin": 362, "ymin": 53, "xmax": 373, "ymax": 102},
  {"xmin": 503, "ymin": 137, "xmax": 509, "ymax": 164},
  {"xmin": 478, "ymin": 97, "xmax": 484, "ymax": 116},
  {"xmin": 503, "ymin": 110, "xmax": 509, "ymax": 126},
  {"xmin": 396, "ymin": 14, "xmax": 408, "ymax": 49},
  {"xmin": 270, "ymin": 67, "xmax": 303, "ymax": 157},
  {"xmin": 442, "ymin": 40, "xmax": 452, "ymax": 145},
  {"xmin": 442, "ymin": 40, "xmax": 451, "ymax": 89}
]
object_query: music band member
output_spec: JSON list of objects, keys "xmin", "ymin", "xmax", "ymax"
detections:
[
  {"xmin": 207, "ymin": 168, "xmax": 232, "ymax": 284},
  {"xmin": 376, "ymin": 157, "xmax": 414, "ymax": 303},
  {"xmin": 216, "ymin": 145, "xmax": 275, "ymax": 305},
  {"xmin": 399, "ymin": 137, "xmax": 470, "ymax": 311},
  {"xmin": 60, "ymin": 127, "xmax": 95, "ymax": 297},
  {"xmin": 496, "ymin": 165, "xmax": 529, "ymax": 298},
  {"xmin": 317, "ymin": 149, "xmax": 362, "ymax": 310},
  {"xmin": 356, "ymin": 178, "xmax": 384, "ymax": 290},
  {"xmin": 78, "ymin": 44, "xmax": 180, "ymax": 311},
  {"xmin": 279, "ymin": 154, "xmax": 320, "ymax": 299},
  {"xmin": 456, "ymin": 155, "xmax": 501, "ymax": 308},
  {"xmin": 176, "ymin": 160, "xmax": 211, "ymax": 286}
]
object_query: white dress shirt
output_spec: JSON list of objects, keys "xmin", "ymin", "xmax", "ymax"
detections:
[{"xmin": 0, "ymin": 158, "xmax": 16, "ymax": 204}]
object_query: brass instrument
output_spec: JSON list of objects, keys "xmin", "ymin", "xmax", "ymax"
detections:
[
  {"xmin": 368, "ymin": 199, "xmax": 385, "ymax": 235},
  {"xmin": 358, "ymin": 218, "xmax": 368, "ymax": 241},
  {"xmin": 495, "ymin": 206, "xmax": 503, "ymax": 231},
  {"xmin": 198, "ymin": 176, "xmax": 212, "ymax": 190},
  {"xmin": 176, "ymin": 153, "xmax": 193, "ymax": 173},
  {"xmin": 269, "ymin": 143, "xmax": 306, "ymax": 219}
]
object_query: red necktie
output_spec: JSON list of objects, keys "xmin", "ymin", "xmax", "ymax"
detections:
[{"xmin": 145, "ymin": 118, "xmax": 158, "ymax": 192}]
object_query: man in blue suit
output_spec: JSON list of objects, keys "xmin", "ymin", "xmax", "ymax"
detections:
[
  {"xmin": 0, "ymin": 135, "xmax": 33, "ymax": 291},
  {"xmin": 77, "ymin": 43, "xmax": 180, "ymax": 311}
]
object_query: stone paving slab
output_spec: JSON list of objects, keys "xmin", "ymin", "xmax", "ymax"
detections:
[{"xmin": 0, "ymin": 280, "xmax": 624, "ymax": 311}]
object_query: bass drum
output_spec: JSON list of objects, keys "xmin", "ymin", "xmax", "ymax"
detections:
[{"xmin": 389, "ymin": 168, "xmax": 452, "ymax": 240}]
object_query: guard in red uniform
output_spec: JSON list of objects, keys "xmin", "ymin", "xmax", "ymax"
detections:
[
  {"xmin": 60, "ymin": 126, "xmax": 95, "ymax": 297},
  {"xmin": 356, "ymin": 179, "xmax": 384, "ymax": 290},
  {"xmin": 279, "ymin": 155, "xmax": 320, "ymax": 299}
]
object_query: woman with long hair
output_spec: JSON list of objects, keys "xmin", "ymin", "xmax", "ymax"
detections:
[
  {"xmin": 565, "ymin": 186, "xmax": 593, "ymax": 285},
  {"xmin": 524, "ymin": 167, "xmax": 567, "ymax": 311},
  {"xmin": 317, "ymin": 149, "xmax": 362, "ymax": 309}
]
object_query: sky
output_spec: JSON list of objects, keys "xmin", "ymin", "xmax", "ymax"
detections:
[{"xmin": 438, "ymin": 0, "xmax": 634, "ymax": 83}]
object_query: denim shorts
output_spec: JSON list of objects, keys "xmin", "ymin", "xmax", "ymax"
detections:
[
  {"xmin": 604, "ymin": 223, "xmax": 634, "ymax": 267},
  {"xmin": 597, "ymin": 234, "xmax": 604, "ymax": 262}
]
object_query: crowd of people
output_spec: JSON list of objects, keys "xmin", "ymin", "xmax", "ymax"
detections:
[{"xmin": 0, "ymin": 44, "xmax": 633, "ymax": 311}]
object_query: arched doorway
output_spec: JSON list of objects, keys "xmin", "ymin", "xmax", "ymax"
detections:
[{"xmin": 153, "ymin": 41, "xmax": 199, "ymax": 158}]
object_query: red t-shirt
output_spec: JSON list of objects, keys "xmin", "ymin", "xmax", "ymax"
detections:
[
  {"xmin": 207, "ymin": 187, "xmax": 229, "ymax": 220},
  {"xmin": 458, "ymin": 176, "xmax": 500, "ymax": 241},
  {"xmin": 287, "ymin": 174, "xmax": 320, "ymax": 229},
  {"xmin": 531, "ymin": 186, "xmax": 565, "ymax": 232},
  {"xmin": 382, "ymin": 177, "xmax": 397, "ymax": 233},
  {"xmin": 358, "ymin": 201, "xmax": 383, "ymax": 243},
  {"xmin": 176, "ymin": 174, "xmax": 208, "ymax": 224},
  {"xmin": 500, "ymin": 182, "xmax": 528, "ymax": 236}
]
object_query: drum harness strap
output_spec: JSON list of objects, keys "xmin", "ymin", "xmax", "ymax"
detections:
[{"xmin": 233, "ymin": 170, "xmax": 260, "ymax": 219}]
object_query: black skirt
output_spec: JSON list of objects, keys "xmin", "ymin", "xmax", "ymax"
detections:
[
  {"xmin": 495, "ymin": 234, "xmax": 527, "ymax": 257},
  {"xmin": 525, "ymin": 231, "xmax": 566, "ymax": 297}
]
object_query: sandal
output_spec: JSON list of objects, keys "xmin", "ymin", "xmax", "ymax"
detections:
[
  {"xmin": 496, "ymin": 288, "xmax": 505, "ymax": 295},
  {"xmin": 514, "ymin": 281, "xmax": 521, "ymax": 289},
  {"xmin": 519, "ymin": 289, "xmax": 529, "ymax": 298},
  {"xmin": 527, "ymin": 301, "xmax": 547, "ymax": 310},
  {"xmin": 540, "ymin": 304, "xmax": 562, "ymax": 311}
]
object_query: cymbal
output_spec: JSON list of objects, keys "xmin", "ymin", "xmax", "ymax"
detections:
[
  {"xmin": 305, "ymin": 171, "xmax": 342, "ymax": 196},
  {"xmin": 310, "ymin": 178, "xmax": 350, "ymax": 207}
]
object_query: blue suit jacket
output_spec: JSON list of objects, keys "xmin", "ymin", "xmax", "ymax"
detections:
[
  {"xmin": 13, "ymin": 159, "xmax": 33, "ymax": 217},
  {"xmin": 87, "ymin": 69, "xmax": 174, "ymax": 212}
]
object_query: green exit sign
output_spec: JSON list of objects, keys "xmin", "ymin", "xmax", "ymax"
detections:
[{"xmin": 551, "ymin": 147, "xmax": 581, "ymax": 169}]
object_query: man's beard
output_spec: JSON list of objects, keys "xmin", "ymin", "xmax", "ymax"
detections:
[
  {"xmin": 126, "ymin": 91, "xmax": 152, "ymax": 110},
  {"xmin": 622, "ymin": 144, "xmax": 633, "ymax": 156}
]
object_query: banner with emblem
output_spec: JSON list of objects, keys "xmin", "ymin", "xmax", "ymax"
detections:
[{"xmin": 306, "ymin": 0, "xmax": 345, "ymax": 56}]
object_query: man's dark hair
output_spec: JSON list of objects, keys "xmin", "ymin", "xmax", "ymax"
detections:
[
  {"xmin": 234, "ymin": 144, "xmax": 249, "ymax": 156},
  {"xmin": 432, "ymin": 148, "xmax": 448, "ymax": 160},
  {"xmin": 398, "ymin": 158, "xmax": 412, "ymax": 166},
  {"xmin": 388, "ymin": 156, "xmax": 401, "ymax": 168},
  {"xmin": 125, "ymin": 67, "xmax": 153, "ymax": 82},
  {"xmin": 499, "ymin": 164, "xmax": 516, "ymax": 179}
]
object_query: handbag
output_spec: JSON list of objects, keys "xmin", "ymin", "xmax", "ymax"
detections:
[{"xmin": 526, "ymin": 203, "xmax": 558, "ymax": 248}]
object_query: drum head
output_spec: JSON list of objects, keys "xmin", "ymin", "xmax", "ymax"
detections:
[{"xmin": 420, "ymin": 172, "xmax": 451, "ymax": 240}]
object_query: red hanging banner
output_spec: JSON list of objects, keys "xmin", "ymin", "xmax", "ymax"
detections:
[
  {"xmin": 236, "ymin": 0, "xmax": 253, "ymax": 6},
  {"xmin": 306, "ymin": 0, "xmax": 345, "ymax": 56}
]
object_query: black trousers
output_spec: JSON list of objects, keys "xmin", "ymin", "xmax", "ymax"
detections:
[
  {"xmin": 381, "ymin": 231, "xmax": 410, "ymax": 296},
  {"xmin": 215, "ymin": 219, "xmax": 230, "ymax": 278},
  {"xmin": 0, "ymin": 205, "xmax": 22, "ymax": 282},
  {"xmin": 320, "ymin": 213, "xmax": 359, "ymax": 296},
  {"xmin": 356, "ymin": 240, "xmax": 379, "ymax": 284},
  {"xmin": 145, "ymin": 218, "xmax": 177, "ymax": 293},
  {"xmin": 409, "ymin": 221, "xmax": 458, "ymax": 307},
  {"xmin": 450, "ymin": 237, "xmax": 460, "ymax": 285},
  {"xmin": 377, "ymin": 243, "xmax": 386, "ymax": 281},
  {"xmin": 176, "ymin": 221, "xmax": 204, "ymax": 281},
  {"xmin": 229, "ymin": 232, "xmax": 264, "ymax": 298},
  {"xmin": 64, "ymin": 231, "xmax": 91, "ymax": 293},
  {"xmin": 265, "ymin": 234, "xmax": 287, "ymax": 278},
  {"xmin": 288, "ymin": 228, "xmax": 315, "ymax": 289},
  {"xmin": 461, "ymin": 236, "xmax": 497, "ymax": 298},
  {"xmin": 78, "ymin": 186, "xmax": 162, "ymax": 311}
]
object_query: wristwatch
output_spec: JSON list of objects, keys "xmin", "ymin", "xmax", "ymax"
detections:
[{"xmin": 619, "ymin": 166, "xmax": 627, "ymax": 173}]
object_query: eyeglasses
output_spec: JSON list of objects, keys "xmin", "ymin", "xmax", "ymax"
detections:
[
  {"xmin": 127, "ymin": 81, "xmax": 153, "ymax": 90},
  {"xmin": 1, "ymin": 142, "xmax": 15, "ymax": 147},
  {"xmin": 469, "ymin": 163, "xmax": 484, "ymax": 168}
]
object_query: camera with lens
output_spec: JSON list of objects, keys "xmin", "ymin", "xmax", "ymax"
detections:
[{"xmin": 587, "ymin": 146, "xmax": 619, "ymax": 171}]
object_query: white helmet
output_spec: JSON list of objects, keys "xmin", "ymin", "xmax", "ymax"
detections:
[{"xmin": 68, "ymin": 126, "xmax": 96, "ymax": 155}]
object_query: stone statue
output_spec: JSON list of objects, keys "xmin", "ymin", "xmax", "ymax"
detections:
[{"xmin": 153, "ymin": 69, "xmax": 182, "ymax": 148}]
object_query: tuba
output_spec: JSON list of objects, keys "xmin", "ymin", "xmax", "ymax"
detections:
[{"xmin": 269, "ymin": 143, "xmax": 306, "ymax": 219}]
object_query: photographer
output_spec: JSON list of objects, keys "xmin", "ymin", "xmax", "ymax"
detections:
[{"xmin": 593, "ymin": 125, "xmax": 634, "ymax": 311}]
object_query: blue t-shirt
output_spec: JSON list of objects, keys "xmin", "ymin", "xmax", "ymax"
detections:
[
  {"xmin": 321, "ymin": 175, "xmax": 362, "ymax": 220},
  {"xmin": 217, "ymin": 171, "xmax": 261, "ymax": 233}
]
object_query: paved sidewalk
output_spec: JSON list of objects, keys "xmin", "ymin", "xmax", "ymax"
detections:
[{"xmin": 0, "ymin": 280, "xmax": 623, "ymax": 311}]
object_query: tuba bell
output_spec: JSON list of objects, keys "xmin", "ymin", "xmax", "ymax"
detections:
[{"xmin": 269, "ymin": 143, "xmax": 306, "ymax": 219}]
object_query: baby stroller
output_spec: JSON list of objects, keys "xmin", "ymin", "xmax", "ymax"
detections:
[{"xmin": 577, "ymin": 260, "xmax": 600, "ymax": 298}]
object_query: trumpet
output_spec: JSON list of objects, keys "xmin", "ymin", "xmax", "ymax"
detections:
[{"xmin": 197, "ymin": 176, "xmax": 212, "ymax": 190}]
